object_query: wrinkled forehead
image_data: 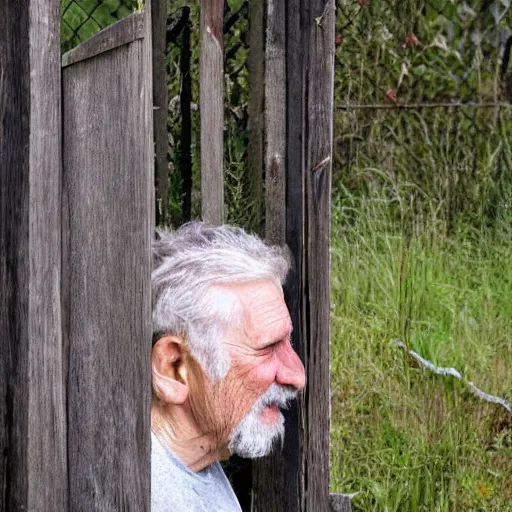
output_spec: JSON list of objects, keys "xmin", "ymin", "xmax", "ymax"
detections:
[{"xmin": 213, "ymin": 280, "xmax": 292, "ymax": 345}]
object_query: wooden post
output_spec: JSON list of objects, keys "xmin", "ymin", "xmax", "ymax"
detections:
[
  {"xmin": 247, "ymin": 0, "xmax": 265, "ymax": 235},
  {"xmin": 200, "ymin": 0, "xmax": 225, "ymax": 225},
  {"xmin": 0, "ymin": 1, "xmax": 67, "ymax": 510},
  {"xmin": 264, "ymin": 0, "xmax": 287, "ymax": 245},
  {"xmin": 153, "ymin": 0, "xmax": 169, "ymax": 226},
  {"xmin": 251, "ymin": 0, "xmax": 288, "ymax": 509},
  {"xmin": 61, "ymin": 10, "xmax": 153, "ymax": 510},
  {"xmin": 301, "ymin": 1, "xmax": 335, "ymax": 510},
  {"xmin": 252, "ymin": 0, "xmax": 337, "ymax": 510},
  {"xmin": 180, "ymin": 6, "xmax": 193, "ymax": 223}
]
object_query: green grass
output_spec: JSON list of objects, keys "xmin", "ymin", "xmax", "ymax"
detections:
[{"xmin": 330, "ymin": 185, "xmax": 512, "ymax": 511}]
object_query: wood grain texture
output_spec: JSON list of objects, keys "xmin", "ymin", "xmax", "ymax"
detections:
[
  {"xmin": 282, "ymin": 1, "xmax": 306, "ymax": 510},
  {"xmin": 62, "ymin": 16, "xmax": 152, "ymax": 510},
  {"xmin": 0, "ymin": 0, "xmax": 67, "ymax": 510},
  {"xmin": 246, "ymin": 0, "xmax": 265, "ymax": 235},
  {"xmin": 0, "ymin": 4, "xmax": 30, "ymax": 509},
  {"xmin": 152, "ymin": 0, "xmax": 169, "ymax": 226},
  {"xmin": 251, "ymin": 1, "xmax": 288, "ymax": 510},
  {"xmin": 180, "ymin": 7, "xmax": 193, "ymax": 223},
  {"xmin": 303, "ymin": 1, "xmax": 335, "ymax": 510},
  {"xmin": 253, "ymin": 1, "xmax": 336, "ymax": 511},
  {"xmin": 251, "ymin": 1, "xmax": 307, "ymax": 510},
  {"xmin": 264, "ymin": 0, "xmax": 286, "ymax": 245},
  {"xmin": 62, "ymin": 12, "xmax": 145, "ymax": 68},
  {"xmin": 200, "ymin": 0, "xmax": 224, "ymax": 225}
]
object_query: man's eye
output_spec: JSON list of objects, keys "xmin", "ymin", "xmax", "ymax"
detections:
[{"xmin": 263, "ymin": 339, "xmax": 282, "ymax": 351}]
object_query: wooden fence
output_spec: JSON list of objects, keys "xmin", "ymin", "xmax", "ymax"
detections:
[
  {"xmin": 1, "ymin": 2, "xmax": 153, "ymax": 510},
  {"xmin": 0, "ymin": 0, "xmax": 350, "ymax": 510}
]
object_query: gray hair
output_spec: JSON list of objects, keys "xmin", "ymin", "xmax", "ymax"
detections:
[{"xmin": 152, "ymin": 222, "xmax": 291, "ymax": 380}]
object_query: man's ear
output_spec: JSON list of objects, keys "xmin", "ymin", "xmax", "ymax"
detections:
[{"xmin": 152, "ymin": 335, "xmax": 189, "ymax": 405}]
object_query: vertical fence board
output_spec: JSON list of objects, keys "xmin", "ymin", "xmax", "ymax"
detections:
[
  {"xmin": 251, "ymin": 1, "xmax": 288, "ymax": 509},
  {"xmin": 180, "ymin": 7, "xmax": 193, "ymax": 223},
  {"xmin": 0, "ymin": 4, "xmax": 31, "ymax": 509},
  {"xmin": 153, "ymin": 0, "xmax": 169, "ymax": 225},
  {"xmin": 0, "ymin": 1, "xmax": 67, "ymax": 510},
  {"xmin": 253, "ymin": 0, "xmax": 335, "ymax": 510},
  {"xmin": 264, "ymin": 0, "xmax": 287, "ymax": 244},
  {"xmin": 200, "ymin": 0, "xmax": 224, "ymax": 225},
  {"xmin": 62, "ymin": 14, "xmax": 152, "ymax": 511},
  {"xmin": 284, "ymin": 2, "xmax": 306, "ymax": 510},
  {"xmin": 303, "ymin": 1, "xmax": 335, "ymax": 510},
  {"xmin": 247, "ymin": 0, "xmax": 265, "ymax": 234}
]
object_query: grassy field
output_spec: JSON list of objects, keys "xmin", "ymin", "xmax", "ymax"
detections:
[{"xmin": 329, "ymin": 184, "xmax": 512, "ymax": 511}]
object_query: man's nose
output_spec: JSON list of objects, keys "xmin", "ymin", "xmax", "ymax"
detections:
[{"xmin": 275, "ymin": 341, "xmax": 306, "ymax": 391}]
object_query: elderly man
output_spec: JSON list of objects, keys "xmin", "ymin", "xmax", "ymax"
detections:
[{"xmin": 150, "ymin": 222, "xmax": 306, "ymax": 511}]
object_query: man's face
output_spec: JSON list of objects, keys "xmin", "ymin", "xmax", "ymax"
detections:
[{"xmin": 188, "ymin": 279, "xmax": 306, "ymax": 458}]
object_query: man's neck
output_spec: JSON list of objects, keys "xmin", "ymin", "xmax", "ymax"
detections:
[{"xmin": 151, "ymin": 401, "xmax": 228, "ymax": 472}]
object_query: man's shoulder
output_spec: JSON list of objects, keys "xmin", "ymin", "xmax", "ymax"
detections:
[{"xmin": 151, "ymin": 433, "xmax": 242, "ymax": 512}]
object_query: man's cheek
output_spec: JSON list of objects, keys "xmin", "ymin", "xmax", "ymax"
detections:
[{"xmin": 251, "ymin": 357, "xmax": 278, "ymax": 385}]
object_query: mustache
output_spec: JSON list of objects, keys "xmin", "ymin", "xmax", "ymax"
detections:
[{"xmin": 256, "ymin": 383, "xmax": 298, "ymax": 411}]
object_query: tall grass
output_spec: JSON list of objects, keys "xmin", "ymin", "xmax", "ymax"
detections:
[{"xmin": 330, "ymin": 183, "xmax": 512, "ymax": 511}]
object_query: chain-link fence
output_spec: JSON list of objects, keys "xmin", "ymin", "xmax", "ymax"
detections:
[{"xmin": 61, "ymin": 0, "xmax": 139, "ymax": 52}]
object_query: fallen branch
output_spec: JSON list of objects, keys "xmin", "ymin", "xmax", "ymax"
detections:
[{"xmin": 394, "ymin": 339, "xmax": 512, "ymax": 414}]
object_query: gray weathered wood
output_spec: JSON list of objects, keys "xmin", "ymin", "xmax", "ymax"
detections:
[
  {"xmin": 303, "ymin": 1, "xmax": 335, "ymax": 510},
  {"xmin": 264, "ymin": 0, "xmax": 287, "ymax": 245},
  {"xmin": 0, "ymin": 0, "xmax": 67, "ymax": 510},
  {"xmin": 253, "ymin": 1, "xmax": 336, "ymax": 511},
  {"xmin": 152, "ymin": 0, "xmax": 169, "ymax": 226},
  {"xmin": 330, "ymin": 493, "xmax": 354, "ymax": 512},
  {"xmin": 62, "ymin": 8, "xmax": 153, "ymax": 510},
  {"xmin": 180, "ymin": 7, "xmax": 193, "ymax": 223},
  {"xmin": 62, "ymin": 12, "xmax": 145, "ymax": 68},
  {"xmin": 246, "ymin": 0, "xmax": 265, "ymax": 235},
  {"xmin": 252, "ymin": 1, "xmax": 288, "ymax": 509},
  {"xmin": 200, "ymin": 0, "xmax": 224, "ymax": 225}
]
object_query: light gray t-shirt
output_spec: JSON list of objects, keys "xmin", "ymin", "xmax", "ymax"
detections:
[{"xmin": 151, "ymin": 432, "xmax": 242, "ymax": 512}]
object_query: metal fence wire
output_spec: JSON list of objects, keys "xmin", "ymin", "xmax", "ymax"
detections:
[{"xmin": 61, "ymin": 0, "xmax": 139, "ymax": 52}]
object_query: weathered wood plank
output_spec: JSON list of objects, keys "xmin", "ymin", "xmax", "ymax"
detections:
[
  {"xmin": 252, "ymin": 1, "xmax": 288, "ymax": 509},
  {"xmin": 180, "ymin": 6, "xmax": 193, "ymax": 223},
  {"xmin": 62, "ymin": 12, "xmax": 145, "ymax": 68},
  {"xmin": 152, "ymin": 0, "xmax": 169, "ymax": 226},
  {"xmin": 0, "ymin": 0, "xmax": 67, "ymax": 510},
  {"xmin": 264, "ymin": 0, "xmax": 287, "ymax": 245},
  {"xmin": 281, "ymin": 0, "xmax": 307, "ymax": 509},
  {"xmin": 246, "ymin": 0, "xmax": 265, "ymax": 235},
  {"xmin": 254, "ymin": 1, "xmax": 336, "ymax": 511},
  {"xmin": 200, "ymin": 0, "xmax": 224, "ymax": 225},
  {"xmin": 303, "ymin": 2, "xmax": 335, "ymax": 511},
  {"xmin": 62, "ymin": 11, "xmax": 153, "ymax": 510},
  {"xmin": 330, "ymin": 493, "xmax": 354, "ymax": 512}
]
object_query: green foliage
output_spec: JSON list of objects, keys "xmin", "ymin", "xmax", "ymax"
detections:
[
  {"xmin": 331, "ymin": 3, "xmax": 512, "ymax": 509},
  {"xmin": 335, "ymin": 0, "xmax": 512, "ymax": 230},
  {"xmin": 330, "ymin": 186, "xmax": 512, "ymax": 511}
]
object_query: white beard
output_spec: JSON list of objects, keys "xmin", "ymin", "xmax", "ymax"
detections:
[{"xmin": 227, "ymin": 383, "xmax": 297, "ymax": 458}]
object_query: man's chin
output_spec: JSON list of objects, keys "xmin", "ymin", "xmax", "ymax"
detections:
[{"xmin": 228, "ymin": 409, "xmax": 285, "ymax": 458}]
